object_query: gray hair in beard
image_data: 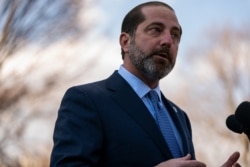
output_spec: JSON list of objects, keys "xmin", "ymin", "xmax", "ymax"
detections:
[{"xmin": 128, "ymin": 38, "xmax": 174, "ymax": 81}]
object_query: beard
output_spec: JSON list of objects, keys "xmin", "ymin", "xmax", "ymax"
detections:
[{"xmin": 128, "ymin": 40, "xmax": 175, "ymax": 81}]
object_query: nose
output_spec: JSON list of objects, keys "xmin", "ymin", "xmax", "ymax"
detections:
[{"xmin": 160, "ymin": 32, "xmax": 172, "ymax": 48}]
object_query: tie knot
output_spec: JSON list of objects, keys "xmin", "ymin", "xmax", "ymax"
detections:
[{"xmin": 147, "ymin": 90, "xmax": 160, "ymax": 104}]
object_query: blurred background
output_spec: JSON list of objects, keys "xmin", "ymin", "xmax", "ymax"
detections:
[{"xmin": 0, "ymin": 0, "xmax": 249, "ymax": 166}]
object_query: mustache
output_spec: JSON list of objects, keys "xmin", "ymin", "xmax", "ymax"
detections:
[{"xmin": 149, "ymin": 47, "xmax": 169, "ymax": 57}]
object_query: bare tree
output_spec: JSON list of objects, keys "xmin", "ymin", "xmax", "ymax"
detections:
[
  {"xmin": 205, "ymin": 25, "xmax": 250, "ymax": 165},
  {"xmin": 182, "ymin": 23, "xmax": 250, "ymax": 166},
  {"xmin": 0, "ymin": 0, "xmax": 83, "ymax": 70},
  {"xmin": 0, "ymin": 0, "xmax": 89, "ymax": 166}
]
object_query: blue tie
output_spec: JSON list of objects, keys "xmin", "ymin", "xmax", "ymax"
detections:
[{"xmin": 147, "ymin": 90, "xmax": 182, "ymax": 158}]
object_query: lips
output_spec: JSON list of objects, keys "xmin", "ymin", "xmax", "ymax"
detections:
[
  {"xmin": 153, "ymin": 52, "xmax": 169, "ymax": 60},
  {"xmin": 157, "ymin": 52, "xmax": 168, "ymax": 58}
]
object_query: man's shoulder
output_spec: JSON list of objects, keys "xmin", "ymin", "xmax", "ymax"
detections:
[
  {"xmin": 67, "ymin": 78, "xmax": 107, "ymax": 94},
  {"xmin": 65, "ymin": 70, "xmax": 122, "ymax": 95}
]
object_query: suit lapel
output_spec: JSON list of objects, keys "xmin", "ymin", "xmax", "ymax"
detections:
[{"xmin": 106, "ymin": 71, "xmax": 173, "ymax": 159}]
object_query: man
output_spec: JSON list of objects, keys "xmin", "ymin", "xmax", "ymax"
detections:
[{"xmin": 50, "ymin": 1, "xmax": 241, "ymax": 166}]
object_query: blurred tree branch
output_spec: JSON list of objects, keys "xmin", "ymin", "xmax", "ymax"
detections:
[
  {"xmin": 184, "ymin": 23, "xmax": 250, "ymax": 166},
  {"xmin": 207, "ymin": 25, "xmax": 250, "ymax": 165},
  {"xmin": 0, "ymin": 0, "xmax": 88, "ymax": 166},
  {"xmin": 0, "ymin": 0, "xmax": 83, "ymax": 70},
  {"xmin": 206, "ymin": 24, "xmax": 250, "ymax": 109},
  {"xmin": 0, "ymin": 0, "xmax": 85, "ymax": 113}
]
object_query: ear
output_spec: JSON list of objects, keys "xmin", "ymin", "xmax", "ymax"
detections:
[{"xmin": 119, "ymin": 32, "xmax": 130, "ymax": 54}]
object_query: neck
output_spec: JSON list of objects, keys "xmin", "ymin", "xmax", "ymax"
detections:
[{"xmin": 125, "ymin": 65, "xmax": 159, "ymax": 89}]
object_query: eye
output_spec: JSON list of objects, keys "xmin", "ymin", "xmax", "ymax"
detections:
[
  {"xmin": 148, "ymin": 26, "xmax": 162, "ymax": 36},
  {"xmin": 150, "ymin": 27, "xmax": 161, "ymax": 33},
  {"xmin": 171, "ymin": 31, "xmax": 181, "ymax": 42}
]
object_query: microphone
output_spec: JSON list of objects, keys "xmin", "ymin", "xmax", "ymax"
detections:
[
  {"xmin": 235, "ymin": 101, "xmax": 250, "ymax": 135},
  {"xmin": 226, "ymin": 114, "xmax": 242, "ymax": 134},
  {"xmin": 226, "ymin": 101, "xmax": 250, "ymax": 140}
]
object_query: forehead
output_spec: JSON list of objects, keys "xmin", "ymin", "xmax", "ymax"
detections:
[{"xmin": 140, "ymin": 6, "xmax": 180, "ymax": 27}]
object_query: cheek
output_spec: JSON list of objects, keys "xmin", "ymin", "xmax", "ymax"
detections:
[
  {"xmin": 172, "ymin": 44, "xmax": 179, "ymax": 55},
  {"xmin": 136, "ymin": 38, "xmax": 156, "ymax": 52}
]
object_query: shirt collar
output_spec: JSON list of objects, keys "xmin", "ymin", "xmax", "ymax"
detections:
[{"xmin": 118, "ymin": 65, "xmax": 161, "ymax": 100}]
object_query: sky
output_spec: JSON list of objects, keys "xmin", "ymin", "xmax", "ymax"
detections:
[{"xmin": 94, "ymin": 0, "xmax": 250, "ymax": 59}]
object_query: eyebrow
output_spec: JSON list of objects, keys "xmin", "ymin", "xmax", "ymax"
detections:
[
  {"xmin": 148, "ymin": 22, "xmax": 165, "ymax": 27},
  {"xmin": 148, "ymin": 22, "xmax": 181, "ymax": 33}
]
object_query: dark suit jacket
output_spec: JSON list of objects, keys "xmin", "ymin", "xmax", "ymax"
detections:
[{"xmin": 50, "ymin": 71, "xmax": 195, "ymax": 167}]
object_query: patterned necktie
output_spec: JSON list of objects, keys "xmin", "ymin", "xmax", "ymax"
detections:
[{"xmin": 147, "ymin": 90, "xmax": 182, "ymax": 158}]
